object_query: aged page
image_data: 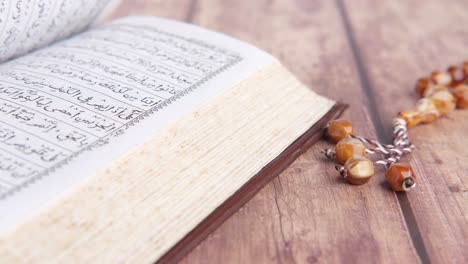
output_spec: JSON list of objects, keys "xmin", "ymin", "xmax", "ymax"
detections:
[
  {"xmin": 0, "ymin": 16, "xmax": 274, "ymax": 233},
  {"xmin": 0, "ymin": 0, "xmax": 111, "ymax": 63}
]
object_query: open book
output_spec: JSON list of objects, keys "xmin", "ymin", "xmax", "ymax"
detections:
[{"xmin": 0, "ymin": 1, "xmax": 343, "ymax": 263}]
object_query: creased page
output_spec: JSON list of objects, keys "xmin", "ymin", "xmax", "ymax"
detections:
[
  {"xmin": 0, "ymin": 0, "xmax": 111, "ymax": 63},
  {"xmin": 0, "ymin": 16, "xmax": 275, "ymax": 233}
]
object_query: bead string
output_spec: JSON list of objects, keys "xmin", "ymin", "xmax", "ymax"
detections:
[
  {"xmin": 323, "ymin": 118, "xmax": 415, "ymax": 167},
  {"xmin": 323, "ymin": 117, "xmax": 417, "ymax": 190}
]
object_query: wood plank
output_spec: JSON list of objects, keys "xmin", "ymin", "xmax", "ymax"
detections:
[
  {"xmin": 180, "ymin": 1, "xmax": 419, "ymax": 263},
  {"xmin": 341, "ymin": 0, "xmax": 468, "ymax": 262}
]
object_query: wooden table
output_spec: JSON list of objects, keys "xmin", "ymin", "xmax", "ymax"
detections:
[{"xmin": 110, "ymin": 1, "xmax": 468, "ymax": 263}]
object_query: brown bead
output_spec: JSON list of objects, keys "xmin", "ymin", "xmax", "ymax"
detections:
[
  {"xmin": 452, "ymin": 84, "xmax": 468, "ymax": 109},
  {"xmin": 326, "ymin": 119, "xmax": 354, "ymax": 143},
  {"xmin": 385, "ymin": 163, "xmax": 417, "ymax": 191},
  {"xmin": 335, "ymin": 138, "xmax": 366, "ymax": 165},
  {"xmin": 447, "ymin": 66, "xmax": 465, "ymax": 86},
  {"xmin": 343, "ymin": 156, "xmax": 375, "ymax": 185},
  {"xmin": 430, "ymin": 90, "xmax": 456, "ymax": 115},
  {"xmin": 416, "ymin": 98, "xmax": 440, "ymax": 123},
  {"xmin": 431, "ymin": 71, "xmax": 452, "ymax": 86},
  {"xmin": 415, "ymin": 78, "xmax": 431, "ymax": 97},
  {"xmin": 399, "ymin": 110, "xmax": 422, "ymax": 128},
  {"xmin": 422, "ymin": 83, "xmax": 448, "ymax": 97}
]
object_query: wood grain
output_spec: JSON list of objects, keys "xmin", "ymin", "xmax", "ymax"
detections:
[
  {"xmin": 342, "ymin": 0, "xmax": 468, "ymax": 262},
  {"xmin": 179, "ymin": 0, "xmax": 418, "ymax": 263}
]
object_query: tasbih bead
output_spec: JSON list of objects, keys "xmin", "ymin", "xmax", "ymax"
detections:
[
  {"xmin": 452, "ymin": 84, "xmax": 468, "ymax": 109},
  {"xmin": 385, "ymin": 163, "xmax": 417, "ymax": 191},
  {"xmin": 399, "ymin": 110, "xmax": 422, "ymax": 128},
  {"xmin": 416, "ymin": 98, "xmax": 439, "ymax": 123},
  {"xmin": 431, "ymin": 71, "xmax": 452, "ymax": 86},
  {"xmin": 326, "ymin": 119, "xmax": 354, "ymax": 143},
  {"xmin": 335, "ymin": 137, "xmax": 366, "ymax": 165},
  {"xmin": 343, "ymin": 156, "xmax": 375, "ymax": 185},
  {"xmin": 430, "ymin": 90, "xmax": 456, "ymax": 115}
]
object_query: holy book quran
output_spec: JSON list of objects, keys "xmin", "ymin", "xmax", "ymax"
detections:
[{"xmin": 0, "ymin": 1, "xmax": 343, "ymax": 263}]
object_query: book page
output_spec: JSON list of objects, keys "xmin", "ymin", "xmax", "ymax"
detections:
[
  {"xmin": 0, "ymin": 0, "xmax": 111, "ymax": 63},
  {"xmin": 0, "ymin": 16, "xmax": 274, "ymax": 233}
]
